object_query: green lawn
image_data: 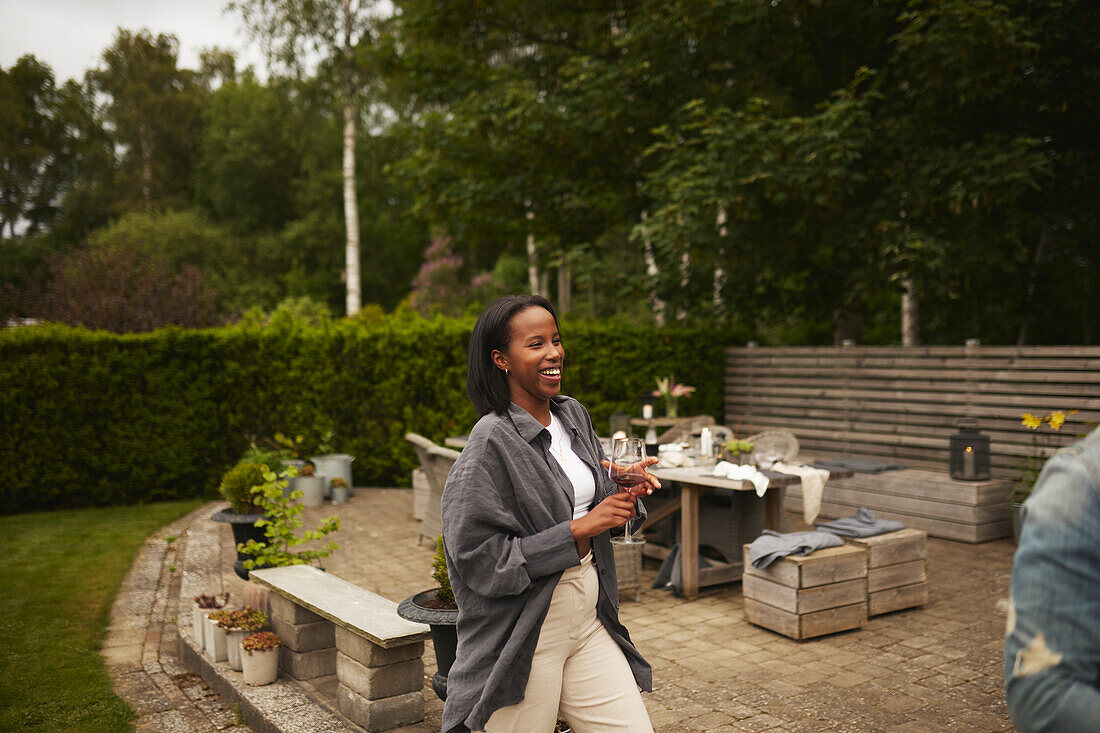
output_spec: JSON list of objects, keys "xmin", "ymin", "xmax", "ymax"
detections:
[{"xmin": 0, "ymin": 500, "xmax": 203, "ymax": 731}]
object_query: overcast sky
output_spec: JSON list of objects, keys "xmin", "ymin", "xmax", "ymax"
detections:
[{"xmin": 0, "ymin": 0, "xmax": 267, "ymax": 82}]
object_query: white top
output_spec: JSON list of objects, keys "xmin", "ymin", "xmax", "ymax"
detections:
[{"xmin": 547, "ymin": 413, "xmax": 596, "ymax": 520}]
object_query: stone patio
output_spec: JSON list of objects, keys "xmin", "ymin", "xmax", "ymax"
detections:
[{"xmin": 110, "ymin": 487, "xmax": 1019, "ymax": 731}]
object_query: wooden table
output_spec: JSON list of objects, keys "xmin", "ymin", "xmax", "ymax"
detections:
[{"xmin": 643, "ymin": 465, "xmax": 853, "ymax": 599}]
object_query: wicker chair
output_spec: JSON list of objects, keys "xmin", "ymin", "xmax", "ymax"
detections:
[
  {"xmin": 746, "ymin": 430, "xmax": 800, "ymax": 462},
  {"xmin": 405, "ymin": 433, "xmax": 461, "ymax": 546},
  {"xmin": 656, "ymin": 415, "xmax": 716, "ymax": 445}
]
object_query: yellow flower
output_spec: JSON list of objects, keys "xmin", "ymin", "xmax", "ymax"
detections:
[
  {"xmin": 1048, "ymin": 411, "xmax": 1066, "ymax": 431},
  {"xmin": 1021, "ymin": 413, "xmax": 1042, "ymax": 430}
]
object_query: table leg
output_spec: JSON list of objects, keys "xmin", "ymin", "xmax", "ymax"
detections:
[
  {"xmin": 681, "ymin": 485, "xmax": 699, "ymax": 599},
  {"xmin": 764, "ymin": 486, "xmax": 790, "ymax": 532}
]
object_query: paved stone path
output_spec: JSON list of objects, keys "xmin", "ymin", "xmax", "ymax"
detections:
[
  {"xmin": 103, "ymin": 504, "xmax": 245, "ymax": 731},
  {"xmin": 109, "ymin": 490, "xmax": 1019, "ymax": 731}
]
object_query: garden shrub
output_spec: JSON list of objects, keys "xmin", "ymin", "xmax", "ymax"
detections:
[{"xmin": 0, "ymin": 315, "xmax": 740, "ymax": 514}]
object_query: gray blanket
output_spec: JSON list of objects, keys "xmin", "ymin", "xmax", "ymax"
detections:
[
  {"xmin": 815, "ymin": 507, "xmax": 906, "ymax": 537},
  {"xmin": 748, "ymin": 530, "xmax": 844, "ymax": 569},
  {"xmin": 812, "ymin": 456, "xmax": 907, "ymax": 473}
]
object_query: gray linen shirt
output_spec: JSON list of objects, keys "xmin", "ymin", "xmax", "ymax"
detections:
[{"xmin": 440, "ymin": 396, "xmax": 652, "ymax": 733}]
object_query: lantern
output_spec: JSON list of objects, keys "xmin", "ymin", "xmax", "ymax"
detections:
[
  {"xmin": 609, "ymin": 411, "xmax": 631, "ymax": 438},
  {"xmin": 639, "ymin": 391, "xmax": 656, "ymax": 420},
  {"xmin": 950, "ymin": 420, "xmax": 991, "ymax": 481}
]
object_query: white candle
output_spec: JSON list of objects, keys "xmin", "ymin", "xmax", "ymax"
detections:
[
  {"xmin": 963, "ymin": 446, "xmax": 975, "ymax": 479},
  {"xmin": 700, "ymin": 427, "xmax": 712, "ymax": 457},
  {"xmin": 642, "ymin": 404, "xmax": 653, "ymax": 419}
]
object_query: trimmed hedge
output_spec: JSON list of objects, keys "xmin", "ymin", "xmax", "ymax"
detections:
[{"xmin": 0, "ymin": 317, "xmax": 739, "ymax": 514}]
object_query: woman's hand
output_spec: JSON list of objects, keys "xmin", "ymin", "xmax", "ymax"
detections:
[
  {"xmin": 600, "ymin": 456, "xmax": 662, "ymax": 496},
  {"xmin": 570, "ymin": 491, "xmax": 637, "ymax": 540}
]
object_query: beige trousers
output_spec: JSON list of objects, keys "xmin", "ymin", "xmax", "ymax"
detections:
[{"xmin": 480, "ymin": 553, "xmax": 653, "ymax": 733}]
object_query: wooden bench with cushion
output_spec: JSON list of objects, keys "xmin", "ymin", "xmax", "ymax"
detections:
[{"xmin": 250, "ymin": 565, "xmax": 430, "ymax": 732}]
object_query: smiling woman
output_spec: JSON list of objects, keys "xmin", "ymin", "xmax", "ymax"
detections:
[{"xmin": 439, "ymin": 294, "xmax": 657, "ymax": 733}]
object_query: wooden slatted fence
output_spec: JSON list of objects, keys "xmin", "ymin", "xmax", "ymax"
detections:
[{"xmin": 724, "ymin": 345, "xmax": 1100, "ymax": 480}]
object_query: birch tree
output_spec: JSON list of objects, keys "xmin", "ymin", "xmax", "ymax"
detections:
[{"xmin": 233, "ymin": 0, "xmax": 375, "ymax": 315}]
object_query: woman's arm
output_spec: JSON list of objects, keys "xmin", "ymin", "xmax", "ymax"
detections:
[{"xmin": 442, "ymin": 463, "xmax": 580, "ymax": 599}]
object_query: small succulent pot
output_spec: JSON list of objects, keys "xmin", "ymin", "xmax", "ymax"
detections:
[
  {"xmin": 204, "ymin": 617, "xmax": 228, "ymax": 661},
  {"xmin": 227, "ymin": 628, "xmax": 249, "ymax": 671},
  {"xmin": 329, "ymin": 477, "xmax": 350, "ymax": 505},
  {"xmin": 241, "ymin": 631, "xmax": 282, "ymax": 686},
  {"xmin": 219, "ymin": 607, "xmax": 269, "ymax": 671},
  {"xmin": 192, "ymin": 593, "xmax": 229, "ymax": 647}
]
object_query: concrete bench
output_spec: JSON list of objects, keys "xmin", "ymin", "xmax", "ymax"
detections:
[{"xmin": 250, "ymin": 565, "xmax": 430, "ymax": 732}]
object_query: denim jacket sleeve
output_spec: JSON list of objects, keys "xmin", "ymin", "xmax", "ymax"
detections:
[{"xmin": 1004, "ymin": 429, "xmax": 1100, "ymax": 732}]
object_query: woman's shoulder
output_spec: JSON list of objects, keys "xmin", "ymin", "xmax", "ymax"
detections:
[{"xmin": 552, "ymin": 395, "xmax": 594, "ymax": 427}]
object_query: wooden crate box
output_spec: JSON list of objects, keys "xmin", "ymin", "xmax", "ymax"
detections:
[
  {"xmin": 846, "ymin": 528, "xmax": 929, "ymax": 616},
  {"xmin": 741, "ymin": 544, "xmax": 868, "ymax": 641}
]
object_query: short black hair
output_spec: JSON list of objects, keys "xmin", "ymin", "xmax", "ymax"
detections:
[{"xmin": 467, "ymin": 294, "xmax": 559, "ymax": 417}]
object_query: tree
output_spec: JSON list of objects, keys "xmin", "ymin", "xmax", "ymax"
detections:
[
  {"xmin": 88, "ymin": 29, "xmax": 205, "ymax": 209},
  {"xmin": 196, "ymin": 76, "xmax": 300, "ymax": 233},
  {"xmin": 0, "ymin": 56, "xmax": 80, "ymax": 238},
  {"xmin": 233, "ymin": 0, "xmax": 379, "ymax": 316}
]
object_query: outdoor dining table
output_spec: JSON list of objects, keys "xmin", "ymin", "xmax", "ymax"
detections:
[
  {"xmin": 443, "ymin": 434, "xmax": 850, "ymax": 599},
  {"xmin": 644, "ymin": 464, "xmax": 854, "ymax": 599}
]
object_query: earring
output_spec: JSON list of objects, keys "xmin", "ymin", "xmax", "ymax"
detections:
[{"xmin": 504, "ymin": 368, "xmax": 511, "ymax": 375}]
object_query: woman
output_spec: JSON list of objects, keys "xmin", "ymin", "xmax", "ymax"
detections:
[{"xmin": 440, "ymin": 295, "xmax": 657, "ymax": 733}]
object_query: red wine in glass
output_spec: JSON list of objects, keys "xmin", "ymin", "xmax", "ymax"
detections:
[{"xmin": 609, "ymin": 437, "xmax": 647, "ymax": 544}]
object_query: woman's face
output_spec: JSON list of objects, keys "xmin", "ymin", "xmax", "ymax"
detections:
[{"xmin": 493, "ymin": 306, "xmax": 564, "ymax": 409}]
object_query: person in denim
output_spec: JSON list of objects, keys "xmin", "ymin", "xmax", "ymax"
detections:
[{"xmin": 1004, "ymin": 426, "xmax": 1100, "ymax": 730}]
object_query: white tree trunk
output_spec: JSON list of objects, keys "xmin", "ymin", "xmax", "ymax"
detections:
[
  {"xmin": 525, "ymin": 204, "xmax": 540, "ymax": 295},
  {"xmin": 557, "ymin": 253, "xmax": 571, "ymax": 313},
  {"xmin": 641, "ymin": 210, "xmax": 666, "ymax": 326},
  {"xmin": 342, "ymin": 0, "xmax": 361, "ymax": 316},
  {"xmin": 901, "ymin": 277, "xmax": 918, "ymax": 346}
]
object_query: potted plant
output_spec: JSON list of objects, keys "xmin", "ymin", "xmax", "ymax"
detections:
[
  {"xmin": 210, "ymin": 461, "xmax": 270, "ymax": 579},
  {"xmin": 652, "ymin": 375, "xmax": 695, "ymax": 419},
  {"xmin": 330, "ymin": 477, "xmax": 350, "ymax": 505},
  {"xmin": 192, "ymin": 593, "xmax": 229, "ymax": 651},
  {"xmin": 312, "ymin": 431, "xmax": 355, "ymax": 499},
  {"xmin": 397, "ymin": 535, "xmax": 458, "ymax": 701},
  {"xmin": 206, "ymin": 608, "xmax": 234, "ymax": 662},
  {"xmin": 238, "ymin": 466, "xmax": 341, "ymax": 570},
  {"xmin": 219, "ymin": 607, "xmax": 268, "ymax": 672},
  {"xmin": 240, "ymin": 630, "xmax": 282, "ymax": 685},
  {"xmin": 292, "ymin": 463, "xmax": 326, "ymax": 507}
]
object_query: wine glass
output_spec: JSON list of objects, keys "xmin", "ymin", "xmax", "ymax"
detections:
[{"xmin": 609, "ymin": 437, "xmax": 648, "ymax": 545}]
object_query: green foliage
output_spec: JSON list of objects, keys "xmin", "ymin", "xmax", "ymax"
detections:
[
  {"xmin": 0, "ymin": 500, "xmax": 201, "ymax": 730},
  {"xmin": 0, "ymin": 314, "xmax": 738, "ymax": 513},
  {"xmin": 238, "ymin": 465, "xmax": 341, "ymax": 568},
  {"xmin": 218, "ymin": 463, "xmax": 267, "ymax": 514},
  {"xmin": 432, "ymin": 535, "xmax": 453, "ymax": 605}
]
